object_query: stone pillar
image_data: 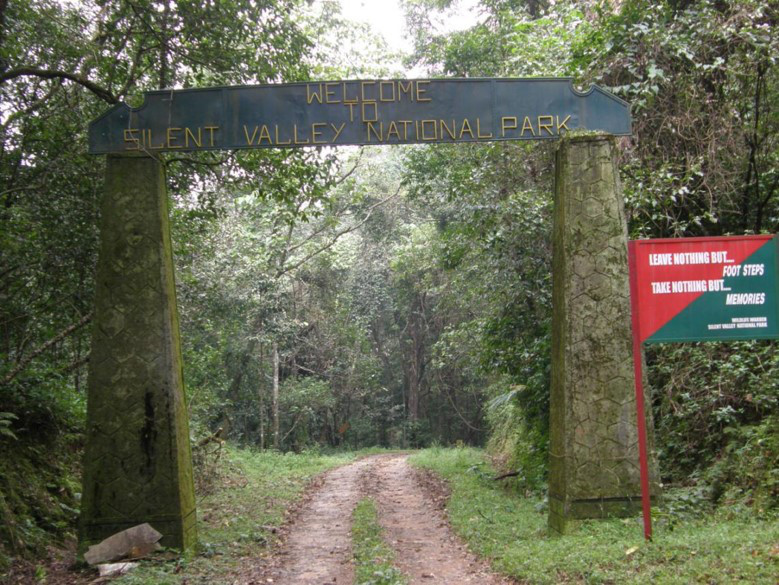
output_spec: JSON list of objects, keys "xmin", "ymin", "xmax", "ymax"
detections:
[
  {"xmin": 548, "ymin": 134, "xmax": 657, "ymax": 534},
  {"xmin": 79, "ymin": 154, "xmax": 197, "ymax": 551}
]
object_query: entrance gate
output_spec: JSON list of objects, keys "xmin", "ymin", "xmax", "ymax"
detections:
[{"xmin": 80, "ymin": 78, "xmax": 655, "ymax": 550}]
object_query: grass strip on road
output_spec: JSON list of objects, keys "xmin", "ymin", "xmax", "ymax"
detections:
[
  {"xmin": 352, "ymin": 498, "xmax": 407, "ymax": 585},
  {"xmin": 410, "ymin": 446, "xmax": 779, "ymax": 584}
]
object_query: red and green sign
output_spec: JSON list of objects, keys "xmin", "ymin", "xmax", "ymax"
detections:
[
  {"xmin": 628, "ymin": 235, "xmax": 779, "ymax": 344},
  {"xmin": 628, "ymin": 234, "xmax": 779, "ymax": 541}
]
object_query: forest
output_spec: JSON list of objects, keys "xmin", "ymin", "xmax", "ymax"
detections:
[{"xmin": 0, "ymin": 0, "xmax": 777, "ymax": 583}]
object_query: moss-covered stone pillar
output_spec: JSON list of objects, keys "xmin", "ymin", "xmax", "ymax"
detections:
[
  {"xmin": 549, "ymin": 134, "xmax": 657, "ymax": 534},
  {"xmin": 79, "ymin": 154, "xmax": 196, "ymax": 551}
]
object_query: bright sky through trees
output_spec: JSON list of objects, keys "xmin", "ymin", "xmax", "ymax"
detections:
[{"xmin": 338, "ymin": 0, "xmax": 480, "ymax": 73}]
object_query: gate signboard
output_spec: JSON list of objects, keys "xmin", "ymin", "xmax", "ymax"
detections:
[
  {"xmin": 628, "ymin": 235, "xmax": 779, "ymax": 343},
  {"xmin": 88, "ymin": 78, "xmax": 631, "ymax": 153},
  {"xmin": 83, "ymin": 76, "xmax": 643, "ymax": 550}
]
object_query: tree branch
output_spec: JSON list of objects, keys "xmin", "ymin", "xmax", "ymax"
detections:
[
  {"xmin": 493, "ymin": 471, "xmax": 520, "ymax": 481},
  {"xmin": 0, "ymin": 68, "xmax": 118, "ymax": 104},
  {"xmin": 332, "ymin": 149, "xmax": 363, "ymax": 186},
  {"xmin": 2, "ymin": 312, "xmax": 93, "ymax": 386},
  {"xmin": 279, "ymin": 187, "xmax": 400, "ymax": 276}
]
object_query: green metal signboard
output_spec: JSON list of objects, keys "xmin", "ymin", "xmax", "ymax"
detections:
[
  {"xmin": 628, "ymin": 235, "xmax": 779, "ymax": 344},
  {"xmin": 88, "ymin": 78, "xmax": 631, "ymax": 154}
]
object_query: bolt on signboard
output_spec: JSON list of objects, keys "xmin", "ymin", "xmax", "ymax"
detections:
[{"xmin": 628, "ymin": 234, "xmax": 779, "ymax": 538}]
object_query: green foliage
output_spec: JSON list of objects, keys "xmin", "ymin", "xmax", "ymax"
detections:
[
  {"xmin": 352, "ymin": 498, "xmax": 407, "ymax": 585},
  {"xmin": 279, "ymin": 377, "xmax": 336, "ymax": 449},
  {"xmin": 0, "ymin": 413, "xmax": 18, "ymax": 441},
  {"xmin": 0, "ymin": 433, "xmax": 82, "ymax": 571},
  {"xmin": 485, "ymin": 381, "xmax": 547, "ymax": 491},
  {"xmin": 648, "ymin": 341, "xmax": 779, "ymax": 507},
  {"xmin": 411, "ymin": 447, "xmax": 779, "ymax": 584},
  {"xmin": 402, "ymin": 0, "xmax": 779, "ymax": 511},
  {"xmin": 586, "ymin": 0, "xmax": 779, "ymax": 237},
  {"xmin": 703, "ymin": 416, "xmax": 779, "ymax": 510}
]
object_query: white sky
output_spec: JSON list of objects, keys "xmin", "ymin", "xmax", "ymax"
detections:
[{"xmin": 338, "ymin": 0, "xmax": 481, "ymax": 64}]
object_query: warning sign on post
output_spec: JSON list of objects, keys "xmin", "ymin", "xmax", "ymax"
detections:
[{"xmin": 628, "ymin": 235, "xmax": 779, "ymax": 343}]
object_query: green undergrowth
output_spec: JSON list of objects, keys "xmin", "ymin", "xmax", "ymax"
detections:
[
  {"xmin": 0, "ymin": 429, "xmax": 82, "ymax": 573},
  {"xmin": 352, "ymin": 498, "xmax": 407, "ymax": 585},
  {"xmin": 410, "ymin": 447, "xmax": 779, "ymax": 584},
  {"xmin": 115, "ymin": 447, "xmax": 354, "ymax": 585}
]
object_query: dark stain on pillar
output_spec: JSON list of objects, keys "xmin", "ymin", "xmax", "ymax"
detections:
[{"xmin": 141, "ymin": 390, "xmax": 157, "ymax": 478}]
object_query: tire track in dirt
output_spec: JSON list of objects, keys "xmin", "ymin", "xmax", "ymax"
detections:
[
  {"xmin": 368, "ymin": 454, "xmax": 511, "ymax": 585},
  {"xmin": 258, "ymin": 457, "xmax": 374, "ymax": 585},
  {"xmin": 254, "ymin": 454, "xmax": 509, "ymax": 585}
]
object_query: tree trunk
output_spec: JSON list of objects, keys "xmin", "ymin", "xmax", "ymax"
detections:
[
  {"xmin": 258, "ymin": 344, "xmax": 265, "ymax": 450},
  {"xmin": 158, "ymin": 0, "xmax": 171, "ymax": 89},
  {"xmin": 272, "ymin": 341, "xmax": 280, "ymax": 449}
]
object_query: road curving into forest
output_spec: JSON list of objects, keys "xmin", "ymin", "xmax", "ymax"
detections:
[{"xmin": 254, "ymin": 453, "xmax": 511, "ymax": 585}]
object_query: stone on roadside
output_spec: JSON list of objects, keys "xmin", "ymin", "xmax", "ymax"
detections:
[{"xmin": 84, "ymin": 523, "xmax": 162, "ymax": 565}]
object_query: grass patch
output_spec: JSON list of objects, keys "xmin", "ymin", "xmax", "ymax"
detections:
[
  {"xmin": 115, "ymin": 447, "xmax": 354, "ymax": 585},
  {"xmin": 352, "ymin": 498, "xmax": 407, "ymax": 585},
  {"xmin": 410, "ymin": 447, "xmax": 779, "ymax": 584}
]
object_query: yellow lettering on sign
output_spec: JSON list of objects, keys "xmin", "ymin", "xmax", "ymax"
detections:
[
  {"xmin": 148, "ymin": 129, "xmax": 165, "ymax": 149},
  {"xmin": 275, "ymin": 125, "xmax": 291, "ymax": 145},
  {"xmin": 204, "ymin": 126, "xmax": 219, "ymax": 146},
  {"xmin": 459, "ymin": 118, "xmax": 474, "ymax": 139},
  {"xmin": 501, "ymin": 116, "xmax": 517, "ymax": 137},
  {"xmin": 476, "ymin": 118, "xmax": 492, "ymax": 139},
  {"xmin": 366, "ymin": 122, "xmax": 383, "ymax": 142},
  {"xmin": 362, "ymin": 101, "xmax": 378, "ymax": 123},
  {"xmin": 258, "ymin": 125, "xmax": 272, "ymax": 145},
  {"xmin": 345, "ymin": 102, "xmax": 357, "ymax": 122},
  {"xmin": 557, "ymin": 115, "xmax": 571, "ymax": 132},
  {"xmin": 312, "ymin": 122, "xmax": 327, "ymax": 144},
  {"xmin": 521, "ymin": 116, "xmax": 535, "ymax": 136},
  {"xmin": 307, "ymin": 83, "xmax": 324, "ymax": 104},
  {"xmin": 123, "ymin": 129, "xmax": 140, "ymax": 150},
  {"xmin": 398, "ymin": 120, "xmax": 413, "ymax": 140},
  {"xmin": 243, "ymin": 125, "xmax": 259, "ymax": 145},
  {"xmin": 440, "ymin": 119, "xmax": 456, "ymax": 140},
  {"xmin": 361, "ymin": 81, "xmax": 376, "ymax": 102},
  {"xmin": 185, "ymin": 127, "xmax": 202, "ymax": 148},
  {"xmin": 293, "ymin": 124, "xmax": 309, "ymax": 145},
  {"xmin": 325, "ymin": 82, "xmax": 339, "ymax": 104},
  {"xmin": 537, "ymin": 115, "xmax": 554, "ymax": 136},
  {"xmin": 379, "ymin": 81, "xmax": 396, "ymax": 102},
  {"xmin": 386, "ymin": 121, "xmax": 401, "ymax": 140},
  {"xmin": 342, "ymin": 82, "xmax": 359, "ymax": 104},
  {"xmin": 330, "ymin": 122, "xmax": 346, "ymax": 142},
  {"xmin": 416, "ymin": 80, "xmax": 431, "ymax": 102},
  {"xmin": 166, "ymin": 127, "xmax": 182, "ymax": 149},
  {"xmin": 398, "ymin": 81, "xmax": 413, "ymax": 101},
  {"xmin": 421, "ymin": 119, "xmax": 437, "ymax": 141}
]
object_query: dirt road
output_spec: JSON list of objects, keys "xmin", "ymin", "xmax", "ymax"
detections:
[{"xmin": 257, "ymin": 454, "xmax": 510, "ymax": 585}]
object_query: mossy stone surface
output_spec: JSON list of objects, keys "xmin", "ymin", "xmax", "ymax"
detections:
[
  {"xmin": 549, "ymin": 135, "xmax": 659, "ymax": 534},
  {"xmin": 79, "ymin": 154, "xmax": 197, "ymax": 552}
]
